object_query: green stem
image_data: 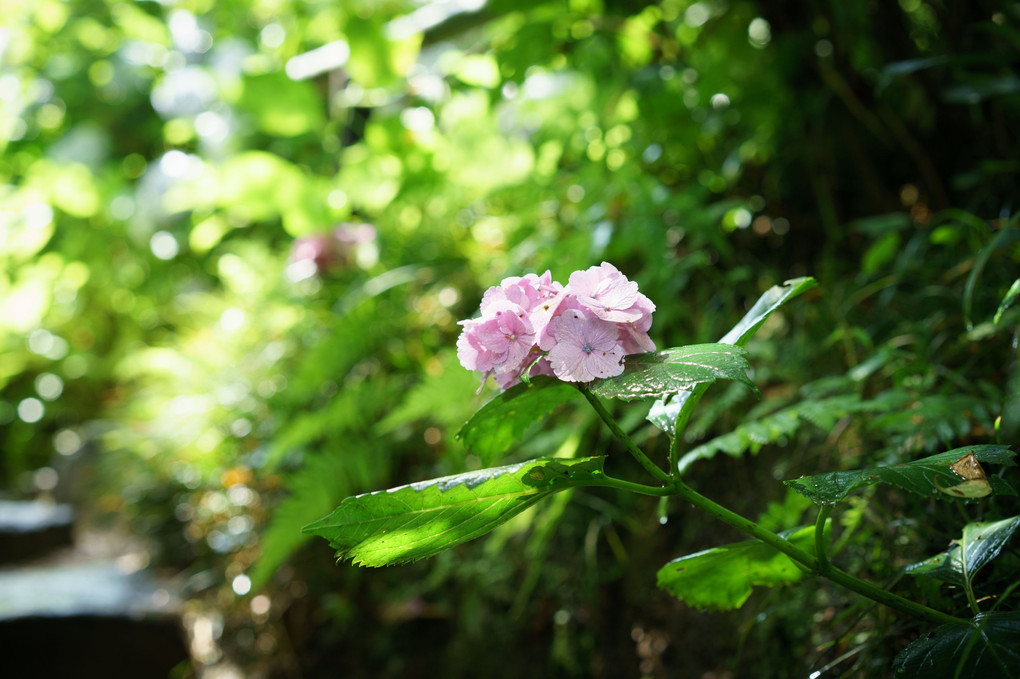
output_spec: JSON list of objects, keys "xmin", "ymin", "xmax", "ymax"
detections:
[
  {"xmin": 964, "ymin": 577, "xmax": 981, "ymax": 617},
  {"xmin": 824, "ymin": 567, "xmax": 966, "ymax": 626},
  {"xmin": 671, "ymin": 478, "xmax": 819, "ymax": 567},
  {"xmin": 580, "ymin": 388, "xmax": 967, "ymax": 627},
  {"xmin": 579, "ymin": 386, "xmax": 671, "ymax": 484},
  {"xmin": 668, "ymin": 383, "xmax": 709, "ymax": 478},
  {"xmin": 594, "ymin": 474, "xmax": 675, "ymax": 497},
  {"xmin": 670, "ymin": 478, "xmax": 967, "ymax": 627},
  {"xmin": 815, "ymin": 505, "xmax": 832, "ymax": 575}
]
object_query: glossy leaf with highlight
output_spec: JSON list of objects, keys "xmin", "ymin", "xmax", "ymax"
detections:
[
  {"xmin": 303, "ymin": 456, "xmax": 604, "ymax": 566},
  {"xmin": 906, "ymin": 515, "xmax": 1020, "ymax": 587},
  {"xmin": 591, "ymin": 343, "xmax": 757, "ymax": 401},
  {"xmin": 893, "ymin": 611, "xmax": 1020, "ymax": 678}
]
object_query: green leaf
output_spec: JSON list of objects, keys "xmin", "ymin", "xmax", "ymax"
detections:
[
  {"xmin": 648, "ymin": 277, "xmax": 817, "ymax": 435},
  {"xmin": 785, "ymin": 445, "xmax": 1016, "ymax": 506},
  {"xmin": 906, "ymin": 515, "xmax": 1020, "ymax": 587},
  {"xmin": 676, "ymin": 387, "xmax": 906, "ymax": 472},
  {"xmin": 892, "ymin": 611, "xmax": 1020, "ymax": 678},
  {"xmin": 457, "ymin": 376, "xmax": 581, "ymax": 466},
  {"xmin": 591, "ymin": 343, "xmax": 757, "ymax": 401},
  {"xmin": 862, "ymin": 231, "xmax": 901, "ymax": 275},
  {"xmin": 303, "ymin": 456, "xmax": 604, "ymax": 566},
  {"xmin": 964, "ymin": 219, "xmax": 1020, "ymax": 330},
  {"xmin": 717, "ymin": 277, "xmax": 818, "ymax": 346},
  {"xmin": 250, "ymin": 444, "xmax": 387, "ymax": 590},
  {"xmin": 993, "ymin": 278, "xmax": 1020, "ymax": 326},
  {"xmin": 657, "ymin": 525, "xmax": 817, "ymax": 610}
]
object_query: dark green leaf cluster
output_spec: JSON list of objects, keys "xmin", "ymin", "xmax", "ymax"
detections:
[{"xmin": 786, "ymin": 445, "xmax": 1017, "ymax": 506}]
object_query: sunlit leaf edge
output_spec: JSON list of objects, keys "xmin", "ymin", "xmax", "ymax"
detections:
[
  {"xmin": 656, "ymin": 524, "xmax": 818, "ymax": 611},
  {"xmin": 303, "ymin": 456, "xmax": 605, "ymax": 566}
]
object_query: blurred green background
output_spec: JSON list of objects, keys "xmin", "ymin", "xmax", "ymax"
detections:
[{"xmin": 1, "ymin": 0, "xmax": 1018, "ymax": 677}]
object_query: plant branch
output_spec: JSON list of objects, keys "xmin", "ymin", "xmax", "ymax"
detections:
[
  {"xmin": 822, "ymin": 567, "xmax": 966, "ymax": 627},
  {"xmin": 593, "ymin": 473, "xmax": 676, "ymax": 497},
  {"xmin": 579, "ymin": 386, "xmax": 671, "ymax": 484},
  {"xmin": 579, "ymin": 388, "xmax": 967, "ymax": 627},
  {"xmin": 671, "ymin": 477, "xmax": 819, "ymax": 567},
  {"xmin": 670, "ymin": 478, "xmax": 968, "ymax": 627},
  {"xmin": 964, "ymin": 576, "xmax": 981, "ymax": 617}
]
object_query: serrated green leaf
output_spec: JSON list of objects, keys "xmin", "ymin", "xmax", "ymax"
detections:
[
  {"xmin": 906, "ymin": 516, "xmax": 1020, "ymax": 588},
  {"xmin": 785, "ymin": 445, "xmax": 1016, "ymax": 506},
  {"xmin": 657, "ymin": 525, "xmax": 817, "ymax": 610},
  {"xmin": 893, "ymin": 611, "xmax": 1020, "ymax": 678},
  {"xmin": 676, "ymin": 393, "xmax": 875, "ymax": 473},
  {"xmin": 648, "ymin": 277, "xmax": 817, "ymax": 435},
  {"xmin": 250, "ymin": 443, "xmax": 387, "ymax": 590},
  {"xmin": 592, "ymin": 343, "xmax": 757, "ymax": 401},
  {"xmin": 677, "ymin": 407, "xmax": 801, "ymax": 472},
  {"xmin": 303, "ymin": 456, "xmax": 604, "ymax": 566},
  {"xmin": 456, "ymin": 376, "xmax": 580, "ymax": 466}
]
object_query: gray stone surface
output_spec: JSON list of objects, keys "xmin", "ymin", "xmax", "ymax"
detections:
[
  {"xmin": 0, "ymin": 500, "xmax": 75, "ymax": 564},
  {"xmin": 0, "ymin": 561, "xmax": 180, "ymax": 620}
]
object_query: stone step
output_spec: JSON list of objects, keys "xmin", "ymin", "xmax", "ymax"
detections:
[
  {"xmin": 0, "ymin": 561, "xmax": 189, "ymax": 677},
  {"xmin": 0, "ymin": 500, "xmax": 75, "ymax": 565}
]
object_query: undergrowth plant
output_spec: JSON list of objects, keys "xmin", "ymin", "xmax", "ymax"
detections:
[{"xmin": 305, "ymin": 271, "xmax": 1019, "ymax": 678}]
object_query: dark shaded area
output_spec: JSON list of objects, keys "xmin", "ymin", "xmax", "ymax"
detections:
[
  {"xmin": 0, "ymin": 501, "xmax": 74, "ymax": 565},
  {"xmin": 0, "ymin": 616, "xmax": 188, "ymax": 679}
]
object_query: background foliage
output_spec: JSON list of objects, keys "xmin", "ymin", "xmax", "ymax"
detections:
[{"xmin": 1, "ymin": 0, "xmax": 1018, "ymax": 676}]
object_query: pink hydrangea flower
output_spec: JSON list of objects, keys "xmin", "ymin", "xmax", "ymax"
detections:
[
  {"xmin": 457, "ymin": 301, "xmax": 535, "ymax": 377},
  {"xmin": 567, "ymin": 262, "xmax": 643, "ymax": 323},
  {"xmin": 546, "ymin": 309, "xmax": 625, "ymax": 382},
  {"xmin": 617, "ymin": 291, "xmax": 656, "ymax": 354},
  {"xmin": 457, "ymin": 262, "xmax": 655, "ymax": 390},
  {"xmin": 493, "ymin": 351, "xmax": 555, "ymax": 391},
  {"xmin": 481, "ymin": 271, "xmax": 560, "ymax": 315}
]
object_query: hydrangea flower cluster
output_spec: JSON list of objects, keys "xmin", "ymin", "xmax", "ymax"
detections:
[{"xmin": 457, "ymin": 263, "xmax": 656, "ymax": 390}]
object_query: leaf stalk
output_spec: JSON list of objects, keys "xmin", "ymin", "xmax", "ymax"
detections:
[
  {"xmin": 579, "ymin": 386, "xmax": 672, "ymax": 484},
  {"xmin": 581, "ymin": 382, "xmax": 969, "ymax": 628},
  {"xmin": 668, "ymin": 383, "xmax": 709, "ymax": 478},
  {"xmin": 670, "ymin": 477, "xmax": 967, "ymax": 627},
  {"xmin": 815, "ymin": 505, "xmax": 832, "ymax": 575}
]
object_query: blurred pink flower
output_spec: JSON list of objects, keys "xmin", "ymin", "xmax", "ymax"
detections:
[{"xmin": 289, "ymin": 223, "xmax": 377, "ymax": 276}]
